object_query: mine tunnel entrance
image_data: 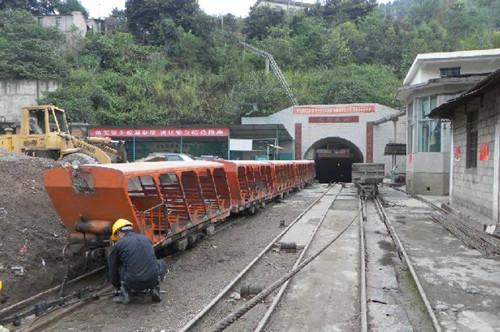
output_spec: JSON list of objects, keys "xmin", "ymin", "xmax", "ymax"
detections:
[{"xmin": 305, "ymin": 137, "xmax": 364, "ymax": 183}]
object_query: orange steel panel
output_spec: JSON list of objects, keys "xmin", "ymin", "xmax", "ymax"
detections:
[
  {"xmin": 218, "ymin": 160, "xmax": 272, "ymax": 209},
  {"xmin": 44, "ymin": 161, "xmax": 231, "ymax": 247},
  {"xmin": 44, "ymin": 166, "xmax": 137, "ymax": 234}
]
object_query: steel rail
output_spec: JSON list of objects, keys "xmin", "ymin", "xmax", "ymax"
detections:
[
  {"xmin": 21, "ymin": 285, "xmax": 113, "ymax": 332},
  {"xmin": 359, "ymin": 197, "xmax": 368, "ymax": 332},
  {"xmin": 0, "ymin": 266, "xmax": 105, "ymax": 318},
  {"xmin": 211, "ymin": 205, "xmax": 361, "ymax": 332},
  {"xmin": 374, "ymin": 197, "xmax": 442, "ymax": 332},
  {"xmin": 178, "ymin": 184, "xmax": 334, "ymax": 332},
  {"xmin": 254, "ymin": 186, "xmax": 342, "ymax": 332}
]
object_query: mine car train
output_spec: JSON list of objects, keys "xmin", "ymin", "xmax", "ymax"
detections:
[{"xmin": 43, "ymin": 160, "xmax": 315, "ymax": 254}]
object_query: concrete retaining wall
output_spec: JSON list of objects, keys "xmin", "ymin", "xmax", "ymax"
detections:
[{"xmin": 0, "ymin": 79, "xmax": 60, "ymax": 122}]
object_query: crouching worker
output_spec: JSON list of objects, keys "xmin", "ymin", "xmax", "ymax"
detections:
[{"xmin": 109, "ymin": 219, "xmax": 166, "ymax": 304}]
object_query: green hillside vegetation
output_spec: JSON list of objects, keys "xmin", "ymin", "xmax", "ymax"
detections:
[{"xmin": 1, "ymin": 0, "xmax": 500, "ymax": 125}]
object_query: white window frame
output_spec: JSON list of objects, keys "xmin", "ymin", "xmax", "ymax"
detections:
[{"xmin": 416, "ymin": 95, "xmax": 440, "ymax": 152}]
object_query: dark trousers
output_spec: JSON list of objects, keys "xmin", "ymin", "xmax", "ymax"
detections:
[{"xmin": 118, "ymin": 259, "xmax": 167, "ymax": 291}]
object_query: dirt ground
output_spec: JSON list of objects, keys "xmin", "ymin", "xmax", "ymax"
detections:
[
  {"xmin": 0, "ymin": 150, "xmax": 69, "ymax": 308},
  {"xmin": 44, "ymin": 185, "xmax": 326, "ymax": 332}
]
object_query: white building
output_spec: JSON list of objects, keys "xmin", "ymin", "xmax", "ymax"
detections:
[
  {"xmin": 36, "ymin": 11, "xmax": 104, "ymax": 38},
  {"xmin": 255, "ymin": 0, "xmax": 314, "ymax": 11},
  {"xmin": 430, "ymin": 69, "xmax": 500, "ymax": 224},
  {"xmin": 396, "ymin": 49, "xmax": 500, "ymax": 195},
  {"xmin": 242, "ymin": 104, "xmax": 405, "ymax": 183}
]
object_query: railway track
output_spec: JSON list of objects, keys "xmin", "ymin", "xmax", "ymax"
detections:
[
  {"xmin": 371, "ymin": 196, "xmax": 441, "ymax": 331},
  {"xmin": 2, "ymin": 184, "xmax": 445, "ymax": 332},
  {"xmin": 183, "ymin": 184, "xmax": 442, "ymax": 332},
  {"xmin": 359, "ymin": 196, "xmax": 441, "ymax": 332},
  {"xmin": 178, "ymin": 184, "xmax": 341, "ymax": 332},
  {"xmin": 0, "ymin": 266, "xmax": 109, "ymax": 331},
  {"xmin": 178, "ymin": 184, "xmax": 357, "ymax": 332},
  {"xmin": 0, "ymin": 187, "xmax": 319, "ymax": 332}
]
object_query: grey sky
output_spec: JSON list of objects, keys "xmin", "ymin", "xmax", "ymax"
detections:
[{"xmin": 80, "ymin": 0, "xmax": 391, "ymax": 19}]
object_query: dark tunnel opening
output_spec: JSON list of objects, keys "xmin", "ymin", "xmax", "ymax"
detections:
[{"xmin": 307, "ymin": 137, "xmax": 364, "ymax": 183}]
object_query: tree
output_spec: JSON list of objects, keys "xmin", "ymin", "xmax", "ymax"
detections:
[
  {"xmin": 107, "ymin": 8, "xmax": 128, "ymax": 32},
  {"xmin": 321, "ymin": 0, "xmax": 377, "ymax": 24},
  {"xmin": 288, "ymin": 64, "xmax": 400, "ymax": 107},
  {"xmin": 0, "ymin": 9, "xmax": 66, "ymax": 79},
  {"xmin": 243, "ymin": 6, "xmax": 286, "ymax": 40},
  {"xmin": 125, "ymin": 0, "xmax": 200, "ymax": 45},
  {"xmin": 57, "ymin": 0, "xmax": 88, "ymax": 18},
  {"xmin": 0, "ymin": 0, "xmax": 59, "ymax": 15},
  {"xmin": 356, "ymin": 11, "xmax": 403, "ymax": 68}
]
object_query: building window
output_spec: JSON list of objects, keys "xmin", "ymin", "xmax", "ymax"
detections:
[
  {"xmin": 440, "ymin": 67, "xmax": 461, "ymax": 78},
  {"xmin": 407, "ymin": 103, "xmax": 414, "ymax": 154},
  {"xmin": 466, "ymin": 111, "xmax": 478, "ymax": 168},
  {"xmin": 416, "ymin": 95, "xmax": 440, "ymax": 152},
  {"xmin": 56, "ymin": 16, "xmax": 62, "ymax": 28}
]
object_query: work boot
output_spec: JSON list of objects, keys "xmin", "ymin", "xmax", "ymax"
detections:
[
  {"xmin": 151, "ymin": 285, "xmax": 162, "ymax": 303},
  {"xmin": 113, "ymin": 285, "xmax": 130, "ymax": 304}
]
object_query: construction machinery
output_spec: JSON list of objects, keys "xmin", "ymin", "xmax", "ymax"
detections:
[{"xmin": 0, "ymin": 105, "xmax": 126, "ymax": 163}]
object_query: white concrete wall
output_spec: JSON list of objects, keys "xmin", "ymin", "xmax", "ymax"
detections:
[
  {"xmin": 410, "ymin": 58, "xmax": 500, "ymax": 86},
  {"xmin": 404, "ymin": 85, "xmax": 475, "ymax": 194},
  {"xmin": 255, "ymin": 1, "xmax": 310, "ymax": 10},
  {"xmin": 0, "ymin": 80, "xmax": 60, "ymax": 122},
  {"xmin": 37, "ymin": 11, "xmax": 87, "ymax": 36}
]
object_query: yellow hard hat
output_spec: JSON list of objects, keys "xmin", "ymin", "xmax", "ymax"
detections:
[{"xmin": 111, "ymin": 219, "xmax": 133, "ymax": 241}]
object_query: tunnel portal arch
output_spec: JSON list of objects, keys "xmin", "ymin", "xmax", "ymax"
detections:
[{"xmin": 304, "ymin": 137, "xmax": 364, "ymax": 183}]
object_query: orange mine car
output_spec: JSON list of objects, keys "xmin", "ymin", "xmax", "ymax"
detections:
[{"xmin": 44, "ymin": 160, "xmax": 315, "ymax": 254}]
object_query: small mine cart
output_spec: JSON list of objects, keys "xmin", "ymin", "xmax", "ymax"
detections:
[{"xmin": 352, "ymin": 163, "xmax": 385, "ymax": 199}]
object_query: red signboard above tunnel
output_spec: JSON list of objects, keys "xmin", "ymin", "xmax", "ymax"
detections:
[
  {"xmin": 89, "ymin": 127, "xmax": 230, "ymax": 138},
  {"xmin": 293, "ymin": 104, "xmax": 375, "ymax": 115}
]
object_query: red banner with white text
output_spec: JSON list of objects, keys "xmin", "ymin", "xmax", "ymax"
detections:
[{"xmin": 89, "ymin": 127, "xmax": 230, "ymax": 138}]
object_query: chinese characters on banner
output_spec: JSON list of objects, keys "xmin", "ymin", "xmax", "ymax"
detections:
[
  {"xmin": 88, "ymin": 128, "xmax": 230, "ymax": 138},
  {"xmin": 293, "ymin": 104, "xmax": 375, "ymax": 115},
  {"xmin": 308, "ymin": 116, "xmax": 359, "ymax": 123}
]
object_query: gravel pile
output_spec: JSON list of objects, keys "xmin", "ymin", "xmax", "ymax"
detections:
[{"xmin": 0, "ymin": 149, "xmax": 68, "ymax": 308}]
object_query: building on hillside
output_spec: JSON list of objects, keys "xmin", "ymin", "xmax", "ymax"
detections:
[
  {"xmin": 429, "ymin": 69, "xmax": 500, "ymax": 224},
  {"xmin": 396, "ymin": 49, "xmax": 500, "ymax": 195},
  {"xmin": 36, "ymin": 11, "xmax": 104, "ymax": 37},
  {"xmin": 254, "ymin": 0, "xmax": 314, "ymax": 10},
  {"xmin": 242, "ymin": 104, "xmax": 406, "ymax": 183}
]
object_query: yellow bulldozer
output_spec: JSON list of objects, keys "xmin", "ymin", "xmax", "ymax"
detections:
[{"xmin": 0, "ymin": 105, "xmax": 126, "ymax": 163}]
